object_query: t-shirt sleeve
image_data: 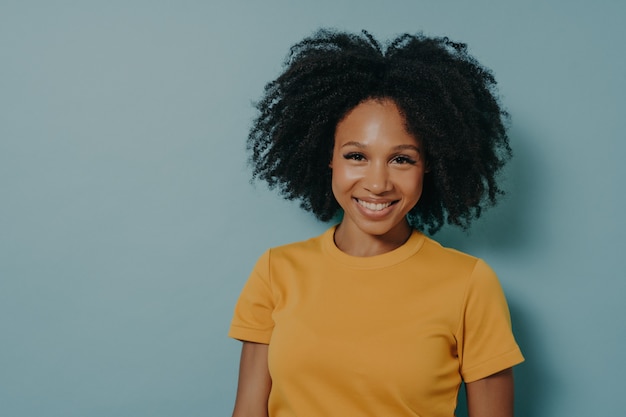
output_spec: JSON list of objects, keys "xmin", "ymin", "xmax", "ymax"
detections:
[
  {"xmin": 457, "ymin": 259, "xmax": 524, "ymax": 383},
  {"xmin": 228, "ymin": 250, "xmax": 274, "ymax": 344}
]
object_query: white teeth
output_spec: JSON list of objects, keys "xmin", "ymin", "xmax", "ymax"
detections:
[{"xmin": 357, "ymin": 199, "xmax": 392, "ymax": 211}]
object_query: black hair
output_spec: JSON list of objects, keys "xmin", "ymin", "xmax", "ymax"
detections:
[{"xmin": 248, "ymin": 29, "xmax": 511, "ymax": 234}]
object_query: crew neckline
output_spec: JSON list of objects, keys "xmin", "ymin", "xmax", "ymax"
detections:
[{"xmin": 321, "ymin": 225, "xmax": 426, "ymax": 269}]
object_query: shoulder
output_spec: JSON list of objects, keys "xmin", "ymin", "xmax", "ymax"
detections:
[
  {"xmin": 248, "ymin": 229, "xmax": 331, "ymax": 286},
  {"xmin": 414, "ymin": 236, "xmax": 503, "ymax": 293},
  {"xmin": 418, "ymin": 235, "xmax": 481, "ymax": 271},
  {"xmin": 265, "ymin": 227, "xmax": 331, "ymax": 262},
  {"xmin": 418, "ymin": 238, "xmax": 506, "ymax": 304}
]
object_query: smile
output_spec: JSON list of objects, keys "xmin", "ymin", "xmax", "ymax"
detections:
[{"xmin": 355, "ymin": 199, "xmax": 395, "ymax": 211}]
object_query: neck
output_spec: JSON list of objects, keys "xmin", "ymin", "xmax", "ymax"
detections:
[{"xmin": 333, "ymin": 221, "xmax": 413, "ymax": 257}]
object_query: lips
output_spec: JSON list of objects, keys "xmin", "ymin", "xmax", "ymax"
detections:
[{"xmin": 355, "ymin": 199, "xmax": 396, "ymax": 212}]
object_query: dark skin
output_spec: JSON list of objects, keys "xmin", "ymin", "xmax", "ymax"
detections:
[
  {"xmin": 232, "ymin": 343, "xmax": 515, "ymax": 417},
  {"xmin": 466, "ymin": 368, "xmax": 515, "ymax": 417},
  {"xmin": 232, "ymin": 342, "xmax": 271, "ymax": 417},
  {"xmin": 233, "ymin": 99, "xmax": 516, "ymax": 417},
  {"xmin": 248, "ymin": 30, "xmax": 512, "ymax": 235}
]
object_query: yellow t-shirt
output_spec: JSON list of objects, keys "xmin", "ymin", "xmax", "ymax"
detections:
[{"xmin": 229, "ymin": 226, "xmax": 524, "ymax": 417}]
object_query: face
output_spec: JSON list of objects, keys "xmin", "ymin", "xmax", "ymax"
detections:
[{"xmin": 330, "ymin": 99, "xmax": 426, "ymax": 243}]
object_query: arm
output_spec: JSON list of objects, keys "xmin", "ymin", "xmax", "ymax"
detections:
[
  {"xmin": 465, "ymin": 367, "xmax": 515, "ymax": 417},
  {"xmin": 232, "ymin": 341, "xmax": 272, "ymax": 417}
]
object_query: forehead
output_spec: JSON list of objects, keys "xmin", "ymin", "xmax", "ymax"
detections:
[{"xmin": 334, "ymin": 99, "xmax": 419, "ymax": 147}]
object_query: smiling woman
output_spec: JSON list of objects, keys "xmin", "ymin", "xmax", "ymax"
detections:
[
  {"xmin": 246, "ymin": 29, "xmax": 511, "ymax": 236},
  {"xmin": 229, "ymin": 29, "xmax": 523, "ymax": 417},
  {"xmin": 330, "ymin": 99, "xmax": 427, "ymax": 256}
]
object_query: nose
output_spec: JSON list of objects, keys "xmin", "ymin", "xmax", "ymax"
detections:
[{"xmin": 363, "ymin": 161, "xmax": 391, "ymax": 194}]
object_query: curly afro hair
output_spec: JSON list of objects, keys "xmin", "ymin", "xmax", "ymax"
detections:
[{"xmin": 248, "ymin": 29, "xmax": 511, "ymax": 234}]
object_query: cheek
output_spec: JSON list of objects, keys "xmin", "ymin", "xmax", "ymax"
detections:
[
  {"xmin": 412, "ymin": 177, "xmax": 425, "ymax": 202},
  {"xmin": 399, "ymin": 172, "xmax": 425, "ymax": 202},
  {"xmin": 331, "ymin": 161, "xmax": 354, "ymax": 188},
  {"xmin": 330, "ymin": 162, "xmax": 360, "ymax": 204},
  {"xmin": 330, "ymin": 167, "xmax": 347, "ymax": 197}
]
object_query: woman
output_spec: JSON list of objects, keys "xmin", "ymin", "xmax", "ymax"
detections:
[{"xmin": 229, "ymin": 29, "xmax": 524, "ymax": 417}]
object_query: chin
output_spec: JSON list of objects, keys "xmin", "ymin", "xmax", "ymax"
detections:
[{"xmin": 358, "ymin": 220, "xmax": 407, "ymax": 238}]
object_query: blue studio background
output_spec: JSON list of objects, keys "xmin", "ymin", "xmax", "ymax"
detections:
[{"xmin": 1, "ymin": 1, "xmax": 624, "ymax": 416}]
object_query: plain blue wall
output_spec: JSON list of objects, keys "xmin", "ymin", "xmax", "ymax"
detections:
[{"xmin": 1, "ymin": 1, "xmax": 624, "ymax": 416}]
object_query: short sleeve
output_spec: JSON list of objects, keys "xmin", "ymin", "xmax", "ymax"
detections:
[
  {"xmin": 457, "ymin": 259, "xmax": 524, "ymax": 382},
  {"xmin": 228, "ymin": 250, "xmax": 275, "ymax": 344}
]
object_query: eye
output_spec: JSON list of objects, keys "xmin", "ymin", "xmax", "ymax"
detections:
[
  {"xmin": 343, "ymin": 152, "xmax": 366, "ymax": 161},
  {"xmin": 391, "ymin": 155, "xmax": 417, "ymax": 165}
]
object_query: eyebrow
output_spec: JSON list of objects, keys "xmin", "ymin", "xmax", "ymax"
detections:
[{"xmin": 340, "ymin": 141, "xmax": 421, "ymax": 152}]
